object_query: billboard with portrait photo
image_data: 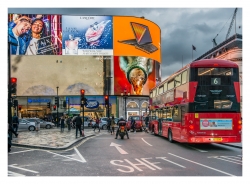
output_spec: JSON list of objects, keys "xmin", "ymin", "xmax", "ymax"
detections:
[
  {"xmin": 8, "ymin": 14, "xmax": 62, "ymax": 55},
  {"xmin": 62, "ymin": 16, "xmax": 113, "ymax": 55},
  {"xmin": 11, "ymin": 55, "xmax": 105, "ymax": 96},
  {"xmin": 113, "ymin": 56, "xmax": 159, "ymax": 96}
]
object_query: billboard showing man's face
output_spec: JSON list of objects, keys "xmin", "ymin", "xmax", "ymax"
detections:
[
  {"xmin": 62, "ymin": 16, "xmax": 113, "ymax": 55},
  {"xmin": 8, "ymin": 14, "xmax": 62, "ymax": 55},
  {"xmin": 11, "ymin": 55, "xmax": 105, "ymax": 96},
  {"xmin": 113, "ymin": 56, "xmax": 158, "ymax": 96}
]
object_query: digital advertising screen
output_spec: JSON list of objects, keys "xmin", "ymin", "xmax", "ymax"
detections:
[
  {"xmin": 62, "ymin": 16, "xmax": 113, "ymax": 55},
  {"xmin": 11, "ymin": 55, "xmax": 105, "ymax": 96},
  {"xmin": 113, "ymin": 56, "xmax": 159, "ymax": 96},
  {"xmin": 113, "ymin": 16, "xmax": 161, "ymax": 62},
  {"xmin": 8, "ymin": 14, "xmax": 62, "ymax": 55}
]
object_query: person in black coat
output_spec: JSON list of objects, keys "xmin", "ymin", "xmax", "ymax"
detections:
[
  {"xmin": 74, "ymin": 114, "xmax": 83, "ymax": 137},
  {"xmin": 115, "ymin": 116, "xmax": 129, "ymax": 139}
]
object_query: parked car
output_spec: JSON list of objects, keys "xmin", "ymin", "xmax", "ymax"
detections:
[
  {"xmin": 19, "ymin": 119, "xmax": 37, "ymax": 131},
  {"xmin": 98, "ymin": 117, "xmax": 119, "ymax": 129},
  {"xmin": 126, "ymin": 116, "xmax": 143, "ymax": 131},
  {"xmin": 29, "ymin": 118, "xmax": 55, "ymax": 129}
]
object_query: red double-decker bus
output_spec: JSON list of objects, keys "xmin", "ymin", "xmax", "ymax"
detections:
[{"xmin": 149, "ymin": 59, "xmax": 242, "ymax": 143}]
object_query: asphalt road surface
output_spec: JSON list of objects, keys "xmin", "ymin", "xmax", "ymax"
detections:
[{"xmin": 8, "ymin": 131, "xmax": 242, "ymax": 177}]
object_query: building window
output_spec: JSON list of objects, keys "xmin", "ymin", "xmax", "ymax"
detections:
[{"xmin": 127, "ymin": 101, "xmax": 139, "ymax": 108}]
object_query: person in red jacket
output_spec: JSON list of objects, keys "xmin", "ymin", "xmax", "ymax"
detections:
[{"xmin": 94, "ymin": 117, "xmax": 101, "ymax": 132}]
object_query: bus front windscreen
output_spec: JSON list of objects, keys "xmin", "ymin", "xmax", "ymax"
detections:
[{"xmin": 193, "ymin": 67, "xmax": 240, "ymax": 112}]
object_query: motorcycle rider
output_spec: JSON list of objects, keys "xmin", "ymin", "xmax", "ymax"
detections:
[{"xmin": 115, "ymin": 116, "xmax": 129, "ymax": 139}]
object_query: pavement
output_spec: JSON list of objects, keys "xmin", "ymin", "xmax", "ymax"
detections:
[
  {"xmin": 10, "ymin": 127, "xmax": 96, "ymax": 150},
  {"xmin": 10, "ymin": 127, "xmax": 242, "ymax": 150}
]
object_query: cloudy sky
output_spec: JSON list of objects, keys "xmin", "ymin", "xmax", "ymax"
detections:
[{"xmin": 7, "ymin": 5, "xmax": 243, "ymax": 81}]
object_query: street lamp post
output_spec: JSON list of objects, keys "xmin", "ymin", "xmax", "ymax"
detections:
[
  {"xmin": 121, "ymin": 89, "xmax": 130, "ymax": 121},
  {"xmin": 56, "ymin": 86, "xmax": 59, "ymax": 127},
  {"xmin": 8, "ymin": 42, "xmax": 18, "ymax": 126},
  {"xmin": 106, "ymin": 76, "xmax": 112, "ymax": 118}
]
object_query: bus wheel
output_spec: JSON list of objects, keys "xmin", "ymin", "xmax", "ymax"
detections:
[{"xmin": 168, "ymin": 129, "xmax": 173, "ymax": 143}]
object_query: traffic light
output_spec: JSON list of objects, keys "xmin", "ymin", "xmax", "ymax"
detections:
[
  {"xmin": 55, "ymin": 97, "xmax": 59, "ymax": 107},
  {"xmin": 53, "ymin": 105, "xmax": 56, "ymax": 111},
  {"xmin": 80, "ymin": 89, "xmax": 86, "ymax": 107},
  {"xmin": 13, "ymin": 99, "xmax": 18, "ymax": 108},
  {"xmin": 10, "ymin": 77, "xmax": 17, "ymax": 94},
  {"xmin": 104, "ymin": 95, "xmax": 109, "ymax": 107},
  {"xmin": 63, "ymin": 101, "xmax": 66, "ymax": 108},
  {"xmin": 47, "ymin": 102, "xmax": 51, "ymax": 108}
]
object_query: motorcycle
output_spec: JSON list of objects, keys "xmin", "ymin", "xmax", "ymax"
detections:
[{"xmin": 118, "ymin": 121, "xmax": 127, "ymax": 139}]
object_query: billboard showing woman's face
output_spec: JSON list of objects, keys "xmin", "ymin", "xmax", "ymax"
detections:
[{"xmin": 8, "ymin": 14, "xmax": 62, "ymax": 55}]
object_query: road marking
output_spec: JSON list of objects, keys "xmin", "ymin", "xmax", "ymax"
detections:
[
  {"xmin": 215, "ymin": 157, "xmax": 242, "ymax": 165},
  {"xmin": 110, "ymin": 142, "xmax": 128, "ymax": 154},
  {"xmin": 156, "ymin": 157, "xmax": 186, "ymax": 168},
  {"xmin": 9, "ymin": 149, "xmax": 36, "ymax": 154},
  {"xmin": 220, "ymin": 156, "xmax": 242, "ymax": 162},
  {"xmin": 186, "ymin": 145, "xmax": 208, "ymax": 152},
  {"xmin": 46, "ymin": 151, "xmax": 86, "ymax": 163},
  {"xmin": 8, "ymin": 164, "xmax": 39, "ymax": 174},
  {"xmin": 141, "ymin": 138, "xmax": 152, "ymax": 146},
  {"xmin": 8, "ymin": 171, "xmax": 26, "ymax": 177},
  {"xmin": 74, "ymin": 147, "xmax": 87, "ymax": 162},
  {"xmin": 168, "ymin": 153, "xmax": 235, "ymax": 176}
]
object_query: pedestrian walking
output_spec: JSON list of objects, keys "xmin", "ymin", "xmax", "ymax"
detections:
[
  {"xmin": 66, "ymin": 116, "xmax": 71, "ymax": 131},
  {"xmin": 107, "ymin": 117, "xmax": 111, "ymax": 133},
  {"xmin": 110, "ymin": 116, "xmax": 116, "ymax": 135},
  {"xmin": 94, "ymin": 117, "xmax": 100, "ymax": 132},
  {"xmin": 60, "ymin": 115, "xmax": 65, "ymax": 132},
  {"xmin": 130, "ymin": 117, "xmax": 136, "ymax": 133},
  {"xmin": 74, "ymin": 114, "xmax": 83, "ymax": 138},
  {"xmin": 12, "ymin": 113, "xmax": 19, "ymax": 133}
]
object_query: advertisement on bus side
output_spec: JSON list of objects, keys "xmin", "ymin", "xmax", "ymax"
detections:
[{"xmin": 200, "ymin": 119, "xmax": 233, "ymax": 130}]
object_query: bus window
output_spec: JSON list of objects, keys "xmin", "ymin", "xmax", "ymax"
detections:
[
  {"xmin": 164, "ymin": 82, "xmax": 168, "ymax": 92},
  {"xmin": 182, "ymin": 70, "xmax": 187, "ymax": 84},
  {"xmin": 173, "ymin": 106, "xmax": 179, "ymax": 116},
  {"xmin": 153, "ymin": 89, "xmax": 156, "ymax": 97},
  {"xmin": 159, "ymin": 86, "xmax": 164, "ymax": 94},
  {"xmin": 175, "ymin": 74, "xmax": 181, "ymax": 87},
  {"xmin": 168, "ymin": 80, "xmax": 174, "ymax": 90},
  {"xmin": 162, "ymin": 109, "xmax": 167, "ymax": 120}
]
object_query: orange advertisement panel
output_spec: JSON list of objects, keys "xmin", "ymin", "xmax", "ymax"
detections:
[
  {"xmin": 114, "ymin": 56, "xmax": 157, "ymax": 96},
  {"xmin": 113, "ymin": 16, "xmax": 161, "ymax": 62}
]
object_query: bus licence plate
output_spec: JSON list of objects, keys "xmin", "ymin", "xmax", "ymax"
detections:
[{"xmin": 211, "ymin": 138, "xmax": 222, "ymax": 141}]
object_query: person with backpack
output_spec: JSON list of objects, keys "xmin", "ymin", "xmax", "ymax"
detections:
[
  {"xmin": 110, "ymin": 116, "xmax": 116, "ymax": 135},
  {"xmin": 73, "ymin": 114, "xmax": 83, "ymax": 138}
]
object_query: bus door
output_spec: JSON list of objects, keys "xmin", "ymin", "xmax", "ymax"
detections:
[
  {"xmin": 157, "ymin": 109, "xmax": 163, "ymax": 135},
  {"xmin": 180, "ymin": 106, "xmax": 187, "ymax": 140},
  {"xmin": 172, "ymin": 106, "xmax": 181, "ymax": 139}
]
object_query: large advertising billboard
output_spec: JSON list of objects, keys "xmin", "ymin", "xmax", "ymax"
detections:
[
  {"xmin": 62, "ymin": 16, "xmax": 113, "ymax": 55},
  {"xmin": 8, "ymin": 14, "xmax": 62, "ymax": 55},
  {"xmin": 11, "ymin": 55, "xmax": 105, "ymax": 96},
  {"xmin": 113, "ymin": 56, "xmax": 158, "ymax": 96},
  {"xmin": 113, "ymin": 16, "xmax": 161, "ymax": 62}
]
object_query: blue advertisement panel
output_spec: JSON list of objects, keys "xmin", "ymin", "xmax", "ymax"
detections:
[
  {"xmin": 62, "ymin": 16, "xmax": 113, "ymax": 55},
  {"xmin": 200, "ymin": 119, "xmax": 233, "ymax": 130}
]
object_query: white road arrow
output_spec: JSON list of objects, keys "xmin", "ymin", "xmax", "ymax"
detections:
[{"xmin": 110, "ymin": 142, "xmax": 128, "ymax": 154}]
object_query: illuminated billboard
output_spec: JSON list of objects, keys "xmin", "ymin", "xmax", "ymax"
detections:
[
  {"xmin": 113, "ymin": 56, "xmax": 159, "ymax": 96},
  {"xmin": 113, "ymin": 16, "xmax": 161, "ymax": 62},
  {"xmin": 11, "ymin": 55, "xmax": 105, "ymax": 96},
  {"xmin": 62, "ymin": 16, "xmax": 113, "ymax": 55},
  {"xmin": 8, "ymin": 14, "xmax": 62, "ymax": 55}
]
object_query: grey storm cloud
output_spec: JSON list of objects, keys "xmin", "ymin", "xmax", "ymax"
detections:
[{"xmin": 8, "ymin": 8, "xmax": 242, "ymax": 80}]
